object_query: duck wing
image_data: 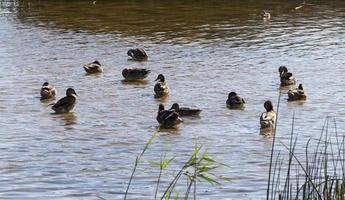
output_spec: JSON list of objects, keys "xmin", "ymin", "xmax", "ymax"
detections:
[
  {"xmin": 83, "ymin": 63, "xmax": 102, "ymax": 73},
  {"xmin": 260, "ymin": 111, "xmax": 276, "ymax": 124},
  {"xmin": 154, "ymin": 82, "xmax": 168, "ymax": 93},
  {"xmin": 129, "ymin": 68, "xmax": 151, "ymax": 79},
  {"xmin": 163, "ymin": 112, "xmax": 183, "ymax": 126},
  {"xmin": 179, "ymin": 107, "xmax": 202, "ymax": 116},
  {"xmin": 52, "ymin": 96, "xmax": 75, "ymax": 110}
]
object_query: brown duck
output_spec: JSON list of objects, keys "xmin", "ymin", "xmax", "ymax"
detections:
[
  {"xmin": 154, "ymin": 74, "xmax": 169, "ymax": 98},
  {"xmin": 279, "ymin": 66, "xmax": 296, "ymax": 86},
  {"xmin": 170, "ymin": 103, "xmax": 201, "ymax": 116},
  {"xmin": 51, "ymin": 88, "xmax": 78, "ymax": 114},
  {"xmin": 260, "ymin": 100, "xmax": 276, "ymax": 129},
  {"xmin": 127, "ymin": 48, "xmax": 148, "ymax": 61},
  {"xmin": 288, "ymin": 84, "xmax": 307, "ymax": 101},
  {"xmin": 83, "ymin": 60, "xmax": 103, "ymax": 74},
  {"xmin": 157, "ymin": 104, "xmax": 183, "ymax": 127},
  {"xmin": 40, "ymin": 82, "xmax": 56, "ymax": 100},
  {"xmin": 122, "ymin": 68, "xmax": 151, "ymax": 80},
  {"xmin": 226, "ymin": 92, "xmax": 245, "ymax": 108}
]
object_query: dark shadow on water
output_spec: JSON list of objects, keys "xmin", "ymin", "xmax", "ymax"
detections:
[
  {"xmin": 287, "ymin": 100, "xmax": 306, "ymax": 106},
  {"xmin": 12, "ymin": 0, "xmax": 343, "ymax": 42},
  {"xmin": 51, "ymin": 112, "xmax": 77, "ymax": 126},
  {"xmin": 39, "ymin": 97, "xmax": 56, "ymax": 104},
  {"xmin": 127, "ymin": 58, "xmax": 148, "ymax": 62},
  {"xmin": 84, "ymin": 72, "xmax": 103, "ymax": 78},
  {"xmin": 154, "ymin": 94, "xmax": 169, "ymax": 103},
  {"xmin": 226, "ymin": 104, "xmax": 245, "ymax": 110},
  {"xmin": 121, "ymin": 79, "xmax": 149, "ymax": 85},
  {"xmin": 158, "ymin": 125, "xmax": 181, "ymax": 135}
]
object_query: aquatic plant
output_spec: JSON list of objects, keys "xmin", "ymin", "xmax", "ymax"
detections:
[
  {"xmin": 123, "ymin": 128, "xmax": 226, "ymax": 200},
  {"xmin": 159, "ymin": 145, "xmax": 225, "ymax": 200},
  {"xmin": 124, "ymin": 128, "xmax": 159, "ymax": 200},
  {"xmin": 266, "ymin": 117, "xmax": 345, "ymax": 200}
]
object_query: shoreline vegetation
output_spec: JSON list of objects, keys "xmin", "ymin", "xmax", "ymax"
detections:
[{"xmin": 267, "ymin": 115, "xmax": 345, "ymax": 199}]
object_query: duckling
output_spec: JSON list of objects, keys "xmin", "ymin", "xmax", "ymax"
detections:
[
  {"xmin": 122, "ymin": 68, "xmax": 151, "ymax": 80},
  {"xmin": 226, "ymin": 92, "xmax": 245, "ymax": 108},
  {"xmin": 288, "ymin": 84, "xmax": 307, "ymax": 101},
  {"xmin": 83, "ymin": 60, "xmax": 103, "ymax": 74},
  {"xmin": 51, "ymin": 88, "xmax": 78, "ymax": 114},
  {"xmin": 170, "ymin": 103, "xmax": 201, "ymax": 116},
  {"xmin": 262, "ymin": 11, "xmax": 271, "ymax": 19},
  {"xmin": 260, "ymin": 100, "xmax": 276, "ymax": 129},
  {"xmin": 157, "ymin": 104, "xmax": 183, "ymax": 127},
  {"xmin": 278, "ymin": 66, "xmax": 296, "ymax": 86},
  {"xmin": 40, "ymin": 82, "xmax": 56, "ymax": 100},
  {"xmin": 154, "ymin": 74, "xmax": 169, "ymax": 98},
  {"xmin": 127, "ymin": 48, "xmax": 148, "ymax": 61}
]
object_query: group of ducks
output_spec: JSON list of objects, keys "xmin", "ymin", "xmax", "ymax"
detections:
[
  {"xmin": 259, "ymin": 66, "xmax": 307, "ymax": 132},
  {"xmin": 40, "ymin": 48, "xmax": 307, "ymax": 132}
]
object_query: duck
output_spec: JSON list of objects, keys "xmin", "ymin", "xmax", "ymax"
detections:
[
  {"xmin": 262, "ymin": 11, "xmax": 271, "ymax": 19},
  {"xmin": 154, "ymin": 74, "xmax": 169, "ymax": 98},
  {"xmin": 260, "ymin": 100, "xmax": 276, "ymax": 129},
  {"xmin": 40, "ymin": 82, "xmax": 56, "ymax": 100},
  {"xmin": 278, "ymin": 66, "xmax": 296, "ymax": 86},
  {"xmin": 170, "ymin": 103, "xmax": 201, "ymax": 116},
  {"xmin": 122, "ymin": 68, "xmax": 151, "ymax": 81},
  {"xmin": 288, "ymin": 84, "xmax": 307, "ymax": 101},
  {"xmin": 157, "ymin": 104, "xmax": 183, "ymax": 127},
  {"xmin": 226, "ymin": 92, "xmax": 245, "ymax": 108},
  {"xmin": 127, "ymin": 48, "xmax": 148, "ymax": 61},
  {"xmin": 51, "ymin": 88, "xmax": 78, "ymax": 114},
  {"xmin": 83, "ymin": 60, "xmax": 103, "ymax": 74}
]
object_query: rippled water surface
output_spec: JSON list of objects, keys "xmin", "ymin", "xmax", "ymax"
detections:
[{"xmin": 1, "ymin": 0, "xmax": 345, "ymax": 199}]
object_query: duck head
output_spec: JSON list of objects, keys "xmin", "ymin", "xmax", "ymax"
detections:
[
  {"xmin": 42, "ymin": 82, "xmax": 49, "ymax": 86},
  {"xmin": 66, "ymin": 88, "xmax": 78, "ymax": 97},
  {"xmin": 278, "ymin": 66, "xmax": 288, "ymax": 75},
  {"xmin": 93, "ymin": 60, "xmax": 101, "ymax": 65},
  {"xmin": 228, "ymin": 92, "xmax": 237, "ymax": 99},
  {"xmin": 122, "ymin": 68, "xmax": 129, "ymax": 77},
  {"xmin": 264, "ymin": 100, "xmax": 274, "ymax": 112},
  {"xmin": 127, "ymin": 49, "xmax": 134, "ymax": 57},
  {"xmin": 298, "ymin": 84, "xmax": 303, "ymax": 90},
  {"xmin": 155, "ymin": 74, "xmax": 165, "ymax": 82},
  {"xmin": 171, "ymin": 103, "xmax": 180, "ymax": 111},
  {"xmin": 158, "ymin": 104, "xmax": 165, "ymax": 112}
]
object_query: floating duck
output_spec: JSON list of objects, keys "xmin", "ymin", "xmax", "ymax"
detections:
[
  {"xmin": 122, "ymin": 68, "xmax": 151, "ymax": 81},
  {"xmin": 40, "ymin": 82, "xmax": 56, "ymax": 100},
  {"xmin": 279, "ymin": 66, "xmax": 296, "ymax": 86},
  {"xmin": 170, "ymin": 103, "xmax": 201, "ymax": 116},
  {"xmin": 226, "ymin": 92, "xmax": 245, "ymax": 108},
  {"xmin": 83, "ymin": 60, "xmax": 103, "ymax": 74},
  {"xmin": 262, "ymin": 11, "xmax": 271, "ymax": 19},
  {"xmin": 260, "ymin": 100, "xmax": 276, "ymax": 129},
  {"xmin": 157, "ymin": 104, "xmax": 183, "ymax": 127},
  {"xmin": 288, "ymin": 84, "xmax": 307, "ymax": 101},
  {"xmin": 127, "ymin": 48, "xmax": 148, "ymax": 61},
  {"xmin": 51, "ymin": 88, "xmax": 78, "ymax": 114},
  {"xmin": 154, "ymin": 74, "xmax": 169, "ymax": 98}
]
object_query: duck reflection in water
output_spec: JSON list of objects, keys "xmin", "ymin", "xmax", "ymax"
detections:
[{"xmin": 52, "ymin": 112, "xmax": 77, "ymax": 126}]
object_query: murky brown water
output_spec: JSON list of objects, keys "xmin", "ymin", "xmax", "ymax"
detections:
[{"xmin": 1, "ymin": 0, "xmax": 345, "ymax": 199}]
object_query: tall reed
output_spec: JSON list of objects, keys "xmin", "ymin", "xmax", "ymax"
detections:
[{"xmin": 267, "ymin": 117, "xmax": 345, "ymax": 200}]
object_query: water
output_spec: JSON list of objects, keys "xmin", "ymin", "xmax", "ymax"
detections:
[{"xmin": 1, "ymin": 0, "xmax": 345, "ymax": 199}]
